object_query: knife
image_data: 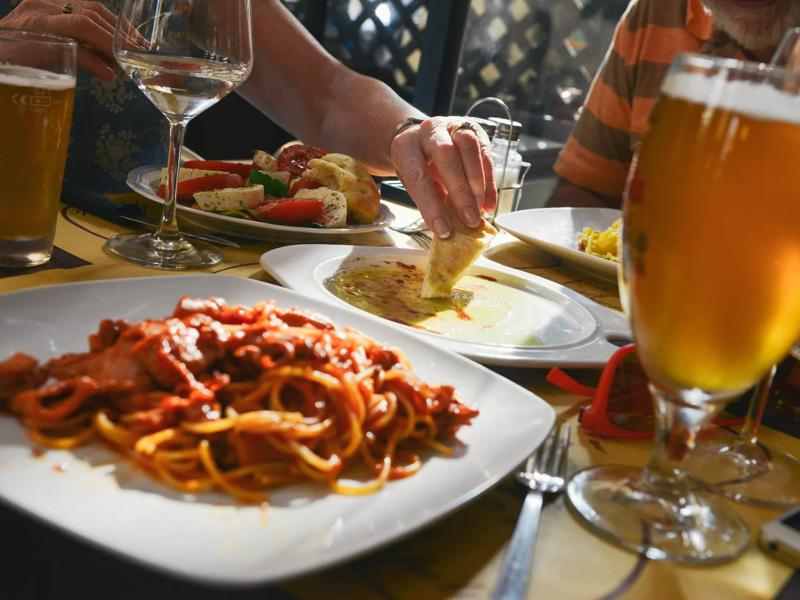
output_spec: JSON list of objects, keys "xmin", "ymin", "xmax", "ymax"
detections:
[{"xmin": 61, "ymin": 182, "xmax": 240, "ymax": 248}]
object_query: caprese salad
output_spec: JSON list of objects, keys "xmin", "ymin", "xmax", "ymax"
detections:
[{"xmin": 156, "ymin": 144, "xmax": 381, "ymax": 228}]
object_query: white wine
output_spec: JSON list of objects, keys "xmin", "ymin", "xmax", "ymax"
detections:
[{"xmin": 116, "ymin": 50, "xmax": 250, "ymax": 122}]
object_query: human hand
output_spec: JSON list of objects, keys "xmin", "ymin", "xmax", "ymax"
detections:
[
  {"xmin": 390, "ymin": 116, "xmax": 497, "ymax": 238},
  {"xmin": 0, "ymin": 0, "xmax": 118, "ymax": 80}
]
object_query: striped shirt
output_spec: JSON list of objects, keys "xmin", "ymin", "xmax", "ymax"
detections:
[{"xmin": 554, "ymin": 0, "xmax": 748, "ymax": 202}]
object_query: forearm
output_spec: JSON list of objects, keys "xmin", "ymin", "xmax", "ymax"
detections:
[
  {"xmin": 238, "ymin": 0, "xmax": 421, "ymax": 174},
  {"xmin": 318, "ymin": 72, "xmax": 423, "ymax": 175},
  {"xmin": 546, "ymin": 178, "xmax": 620, "ymax": 208}
]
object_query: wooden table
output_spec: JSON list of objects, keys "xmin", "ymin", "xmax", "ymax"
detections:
[{"xmin": 0, "ymin": 199, "xmax": 796, "ymax": 599}]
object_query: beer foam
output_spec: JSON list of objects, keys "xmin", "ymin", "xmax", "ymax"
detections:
[
  {"xmin": 0, "ymin": 64, "xmax": 75, "ymax": 90},
  {"xmin": 662, "ymin": 70, "xmax": 800, "ymax": 125}
]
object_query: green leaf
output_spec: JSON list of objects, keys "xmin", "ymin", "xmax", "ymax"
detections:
[{"xmin": 249, "ymin": 170, "xmax": 289, "ymax": 197}]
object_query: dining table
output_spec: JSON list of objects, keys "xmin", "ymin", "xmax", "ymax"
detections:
[{"xmin": 1, "ymin": 194, "xmax": 798, "ymax": 600}]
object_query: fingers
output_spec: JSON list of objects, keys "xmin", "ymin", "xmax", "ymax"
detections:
[
  {"xmin": 73, "ymin": 3, "xmax": 116, "ymax": 45},
  {"xmin": 450, "ymin": 126, "xmax": 489, "ymax": 213},
  {"xmin": 80, "ymin": 1, "xmax": 118, "ymax": 33},
  {"xmin": 392, "ymin": 131, "xmax": 452, "ymax": 239},
  {"xmin": 77, "ymin": 46, "xmax": 116, "ymax": 80},
  {"xmin": 57, "ymin": 13, "xmax": 114, "ymax": 58},
  {"xmin": 479, "ymin": 138, "xmax": 498, "ymax": 212},
  {"xmin": 391, "ymin": 116, "xmax": 499, "ymax": 238},
  {"xmin": 40, "ymin": 11, "xmax": 117, "ymax": 78},
  {"xmin": 420, "ymin": 117, "xmax": 482, "ymax": 229}
]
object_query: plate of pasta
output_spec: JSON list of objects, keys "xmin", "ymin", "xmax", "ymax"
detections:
[
  {"xmin": 494, "ymin": 207, "xmax": 621, "ymax": 282},
  {"xmin": 0, "ymin": 275, "xmax": 553, "ymax": 586}
]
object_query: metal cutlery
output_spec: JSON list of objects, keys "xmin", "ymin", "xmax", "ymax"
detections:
[
  {"xmin": 115, "ymin": 208, "xmax": 240, "ymax": 248},
  {"xmin": 62, "ymin": 182, "xmax": 240, "ymax": 248},
  {"xmin": 491, "ymin": 423, "xmax": 571, "ymax": 600},
  {"xmin": 390, "ymin": 216, "xmax": 429, "ymax": 234},
  {"xmin": 407, "ymin": 230, "xmax": 431, "ymax": 249}
]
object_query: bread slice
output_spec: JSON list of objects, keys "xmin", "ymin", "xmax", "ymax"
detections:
[{"xmin": 421, "ymin": 204, "xmax": 496, "ymax": 298}]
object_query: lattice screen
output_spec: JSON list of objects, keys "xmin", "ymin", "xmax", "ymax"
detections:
[
  {"xmin": 283, "ymin": 0, "xmax": 624, "ymax": 140},
  {"xmin": 284, "ymin": 0, "xmax": 428, "ymax": 100},
  {"xmin": 455, "ymin": 0, "xmax": 622, "ymax": 136}
]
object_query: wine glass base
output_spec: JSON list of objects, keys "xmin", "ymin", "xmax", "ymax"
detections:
[
  {"xmin": 105, "ymin": 232, "xmax": 223, "ymax": 270},
  {"xmin": 566, "ymin": 465, "xmax": 750, "ymax": 564},
  {"xmin": 687, "ymin": 427, "xmax": 800, "ymax": 509}
]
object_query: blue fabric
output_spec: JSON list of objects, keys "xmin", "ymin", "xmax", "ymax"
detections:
[{"xmin": 2, "ymin": 0, "xmax": 167, "ymax": 193}]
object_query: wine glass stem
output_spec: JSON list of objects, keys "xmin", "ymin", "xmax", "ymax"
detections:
[
  {"xmin": 641, "ymin": 385, "xmax": 723, "ymax": 500},
  {"xmin": 738, "ymin": 364, "xmax": 776, "ymax": 446},
  {"xmin": 158, "ymin": 120, "xmax": 187, "ymax": 241}
]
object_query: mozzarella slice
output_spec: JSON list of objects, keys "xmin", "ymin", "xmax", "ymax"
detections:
[
  {"xmin": 159, "ymin": 167, "xmax": 227, "ymax": 186},
  {"xmin": 293, "ymin": 187, "xmax": 347, "ymax": 228},
  {"xmin": 193, "ymin": 185, "xmax": 265, "ymax": 212}
]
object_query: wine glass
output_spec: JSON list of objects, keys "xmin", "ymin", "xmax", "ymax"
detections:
[
  {"xmin": 682, "ymin": 28, "xmax": 800, "ymax": 509},
  {"xmin": 566, "ymin": 54, "xmax": 800, "ymax": 563},
  {"xmin": 106, "ymin": 0, "xmax": 253, "ymax": 269}
]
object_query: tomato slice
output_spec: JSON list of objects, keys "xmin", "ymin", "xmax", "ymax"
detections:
[
  {"xmin": 277, "ymin": 144, "xmax": 326, "ymax": 176},
  {"xmin": 156, "ymin": 173, "xmax": 244, "ymax": 203},
  {"xmin": 183, "ymin": 160, "xmax": 254, "ymax": 179},
  {"xmin": 253, "ymin": 199, "xmax": 323, "ymax": 224},
  {"xmin": 289, "ymin": 178, "xmax": 322, "ymax": 196}
]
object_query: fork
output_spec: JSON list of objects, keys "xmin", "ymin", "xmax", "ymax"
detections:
[
  {"xmin": 389, "ymin": 216, "xmax": 428, "ymax": 234},
  {"xmin": 407, "ymin": 230, "xmax": 432, "ymax": 249},
  {"xmin": 491, "ymin": 423, "xmax": 571, "ymax": 600}
]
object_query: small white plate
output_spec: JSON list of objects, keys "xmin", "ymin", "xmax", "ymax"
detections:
[
  {"xmin": 260, "ymin": 245, "xmax": 631, "ymax": 367},
  {"xmin": 495, "ymin": 207, "xmax": 621, "ymax": 282},
  {"xmin": 0, "ymin": 275, "xmax": 554, "ymax": 586},
  {"xmin": 126, "ymin": 165, "xmax": 395, "ymax": 241}
]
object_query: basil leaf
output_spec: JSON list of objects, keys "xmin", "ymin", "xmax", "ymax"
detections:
[{"xmin": 249, "ymin": 170, "xmax": 289, "ymax": 197}]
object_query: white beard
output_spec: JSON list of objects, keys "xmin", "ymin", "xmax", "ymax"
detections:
[{"xmin": 702, "ymin": 0, "xmax": 800, "ymax": 52}]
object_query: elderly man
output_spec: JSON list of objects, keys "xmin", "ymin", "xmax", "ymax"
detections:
[{"xmin": 548, "ymin": 0, "xmax": 800, "ymax": 208}]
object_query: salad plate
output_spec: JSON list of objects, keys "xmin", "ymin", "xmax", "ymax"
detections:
[
  {"xmin": 127, "ymin": 165, "xmax": 395, "ymax": 241},
  {"xmin": 495, "ymin": 207, "xmax": 621, "ymax": 282},
  {"xmin": 261, "ymin": 245, "xmax": 631, "ymax": 368}
]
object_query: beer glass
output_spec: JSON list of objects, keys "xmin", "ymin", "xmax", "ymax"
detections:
[
  {"xmin": 106, "ymin": 0, "xmax": 253, "ymax": 269},
  {"xmin": 566, "ymin": 54, "xmax": 800, "ymax": 563},
  {"xmin": 683, "ymin": 29, "xmax": 800, "ymax": 509},
  {"xmin": 0, "ymin": 30, "xmax": 76, "ymax": 267}
]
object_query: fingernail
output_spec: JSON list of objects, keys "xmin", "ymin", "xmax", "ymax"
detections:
[
  {"xmin": 433, "ymin": 218, "xmax": 451, "ymax": 238},
  {"xmin": 462, "ymin": 206, "xmax": 480, "ymax": 227}
]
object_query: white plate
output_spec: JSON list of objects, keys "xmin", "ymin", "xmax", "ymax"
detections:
[
  {"xmin": 495, "ymin": 207, "xmax": 621, "ymax": 282},
  {"xmin": 0, "ymin": 275, "xmax": 554, "ymax": 586},
  {"xmin": 260, "ymin": 245, "xmax": 631, "ymax": 367},
  {"xmin": 126, "ymin": 165, "xmax": 395, "ymax": 241}
]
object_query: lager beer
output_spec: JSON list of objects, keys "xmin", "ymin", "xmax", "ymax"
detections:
[
  {"xmin": 624, "ymin": 62, "xmax": 800, "ymax": 394},
  {"xmin": 0, "ymin": 31, "xmax": 75, "ymax": 267}
]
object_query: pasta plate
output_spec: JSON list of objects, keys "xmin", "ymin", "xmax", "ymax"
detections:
[{"xmin": 0, "ymin": 275, "xmax": 553, "ymax": 585}]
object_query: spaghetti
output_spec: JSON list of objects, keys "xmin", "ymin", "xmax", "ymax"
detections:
[{"xmin": 0, "ymin": 297, "xmax": 477, "ymax": 503}]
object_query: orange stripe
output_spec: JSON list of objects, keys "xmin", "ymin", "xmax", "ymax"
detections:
[
  {"xmin": 583, "ymin": 78, "xmax": 631, "ymax": 133},
  {"xmin": 614, "ymin": 24, "xmax": 703, "ymax": 67},
  {"xmin": 686, "ymin": 0, "xmax": 714, "ymax": 40},
  {"xmin": 554, "ymin": 138, "xmax": 629, "ymax": 199},
  {"xmin": 631, "ymin": 97, "xmax": 657, "ymax": 135}
]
